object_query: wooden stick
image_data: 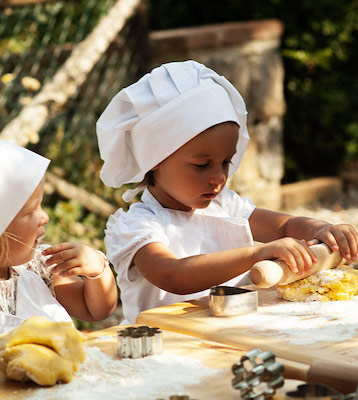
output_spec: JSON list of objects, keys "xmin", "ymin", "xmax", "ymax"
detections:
[{"xmin": 282, "ymin": 358, "xmax": 358, "ymax": 394}]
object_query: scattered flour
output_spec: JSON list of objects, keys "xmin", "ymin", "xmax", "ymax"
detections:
[
  {"xmin": 92, "ymin": 335, "xmax": 115, "ymax": 342},
  {"xmin": 27, "ymin": 346, "xmax": 223, "ymax": 400},
  {"xmin": 235, "ymin": 296, "xmax": 358, "ymax": 345}
]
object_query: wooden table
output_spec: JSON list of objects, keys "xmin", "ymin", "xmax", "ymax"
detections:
[
  {"xmin": 0, "ymin": 324, "xmax": 303, "ymax": 400},
  {"xmin": 137, "ymin": 290, "xmax": 358, "ymax": 392}
]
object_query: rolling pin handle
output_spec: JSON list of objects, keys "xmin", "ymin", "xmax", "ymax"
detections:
[{"xmin": 250, "ymin": 260, "xmax": 285, "ymax": 288}]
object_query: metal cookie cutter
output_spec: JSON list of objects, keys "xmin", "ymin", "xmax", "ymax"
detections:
[
  {"xmin": 232, "ymin": 348, "xmax": 284, "ymax": 400},
  {"xmin": 285, "ymin": 384, "xmax": 358, "ymax": 400},
  {"xmin": 209, "ymin": 285, "xmax": 258, "ymax": 316},
  {"xmin": 117, "ymin": 326, "xmax": 163, "ymax": 359}
]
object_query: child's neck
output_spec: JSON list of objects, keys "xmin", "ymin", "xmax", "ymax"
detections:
[{"xmin": 148, "ymin": 186, "xmax": 195, "ymax": 212}]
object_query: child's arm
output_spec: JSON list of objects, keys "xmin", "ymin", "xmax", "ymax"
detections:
[
  {"xmin": 250, "ymin": 208, "xmax": 358, "ymax": 261},
  {"xmin": 132, "ymin": 236, "xmax": 316, "ymax": 295},
  {"xmin": 133, "ymin": 208, "xmax": 358, "ymax": 295},
  {"xmin": 42, "ymin": 243, "xmax": 118, "ymax": 321}
]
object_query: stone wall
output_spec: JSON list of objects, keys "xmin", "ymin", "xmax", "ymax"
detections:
[{"xmin": 149, "ymin": 20, "xmax": 286, "ymax": 209}]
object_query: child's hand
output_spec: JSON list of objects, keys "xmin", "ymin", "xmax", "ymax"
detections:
[
  {"xmin": 256, "ymin": 237, "xmax": 317, "ymax": 275},
  {"xmin": 309, "ymin": 223, "xmax": 358, "ymax": 261},
  {"xmin": 42, "ymin": 242, "xmax": 106, "ymax": 278}
]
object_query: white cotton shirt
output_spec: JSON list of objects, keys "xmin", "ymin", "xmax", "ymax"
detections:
[{"xmin": 105, "ymin": 187, "xmax": 256, "ymax": 324}]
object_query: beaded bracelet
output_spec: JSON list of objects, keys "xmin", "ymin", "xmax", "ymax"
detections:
[{"xmin": 84, "ymin": 251, "xmax": 110, "ymax": 280}]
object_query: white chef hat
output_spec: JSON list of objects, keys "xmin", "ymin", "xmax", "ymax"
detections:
[
  {"xmin": 96, "ymin": 60, "xmax": 250, "ymax": 201},
  {"xmin": 0, "ymin": 140, "xmax": 50, "ymax": 235}
]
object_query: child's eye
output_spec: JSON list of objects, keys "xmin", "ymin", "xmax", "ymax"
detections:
[
  {"xmin": 194, "ymin": 163, "xmax": 209, "ymax": 169},
  {"xmin": 223, "ymin": 160, "xmax": 233, "ymax": 166}
]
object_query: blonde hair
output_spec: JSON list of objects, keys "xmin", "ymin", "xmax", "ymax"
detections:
[{"xmin": 0, "ymin": 232, "xmax": 10, "ymax": 265}]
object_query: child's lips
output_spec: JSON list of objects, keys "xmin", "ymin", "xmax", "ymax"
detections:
[{"xmin": 203, "ymin": 192, "xmax": 217, "ymax": 199}]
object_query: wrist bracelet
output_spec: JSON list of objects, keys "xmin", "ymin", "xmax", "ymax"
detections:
[{"xmin": 84, "ymin": 251, "xmax": 109, "ymax": 280}]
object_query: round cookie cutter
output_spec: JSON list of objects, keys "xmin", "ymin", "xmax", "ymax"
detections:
[{"xmin": 209, "ymin": 285, "xmax": 258, "ymax": 317}]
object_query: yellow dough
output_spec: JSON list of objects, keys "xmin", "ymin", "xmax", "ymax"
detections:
[
  {"xmin": 277, "ymin": 266, "xmax": 358, "ymax": 302},
  {"xmin": 0, "ymin": 316, "xmax": 85, "ymax": 386},
  {"xmin": 0, "ymin": 315, "xmax": 85, "ymax": 363},
  {"xmin": 1, "ymin": 343, "xmax": 74, "ymax": 385}
]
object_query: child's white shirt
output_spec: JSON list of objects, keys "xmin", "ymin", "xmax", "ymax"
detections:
[{"xmin": 105, "ymin": 187, "xmax": 256, "ymax": 324}]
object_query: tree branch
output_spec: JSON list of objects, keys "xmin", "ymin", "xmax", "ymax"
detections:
[{"xmin": 45, "ymin": 172, "xmax": 119, "ymax": 218}]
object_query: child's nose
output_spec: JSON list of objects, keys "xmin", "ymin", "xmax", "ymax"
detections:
[
  {"xmin": 40, "ymin": 209, "xmax": 49, "ymax": 225},
  {"xmin": 209, "ymin": 167, "xmax": 227, "ymax": 186}
]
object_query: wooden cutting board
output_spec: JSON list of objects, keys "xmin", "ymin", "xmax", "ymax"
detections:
[
  {"xmin": 0, "ymin": 324, "xmax": 304, "ymax": 400},
  {"xmin": 137, "ymin": 289, "xmax": 358, "ymax": 366}
]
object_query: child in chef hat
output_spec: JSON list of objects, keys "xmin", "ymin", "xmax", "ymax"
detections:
[
  {"xmin": 0, "ymin": 140, "xmax": 118, "ymax": 333},
  {"xmin": 97, "ymin": 60, "xmax": 358, "ymax": 324}
]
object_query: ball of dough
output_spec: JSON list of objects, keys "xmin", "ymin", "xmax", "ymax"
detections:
[
  {"xmin": 0, "ymin": 316, "xmax": 85, "ymax": 386},
  {"xmin": 1, "ymin": 343, "xmax": 74, "ymax": 385}
]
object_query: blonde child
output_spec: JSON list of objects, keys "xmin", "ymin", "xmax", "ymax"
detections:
[
  {"xmin": 0, "ymin": 140, "xmax": 117, "ymax": 333},
  {"xmin": 96, "ymin": 60, "xmax": 358, "ymax": 324}
]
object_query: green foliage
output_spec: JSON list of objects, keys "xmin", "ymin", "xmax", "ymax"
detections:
[
  {"xmin": 0, "ymin": 0, "xmax": 116, "ymax": 54},
  {"xmin": 149, "ymin": 0, "xmax": 358, "ymax": 181},
  {"xmin": 42, "ymin": 199, "xmax": 106, "ymax": 251}
]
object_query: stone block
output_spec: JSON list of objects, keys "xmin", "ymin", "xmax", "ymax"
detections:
[{"xmin": 281, "ymin": 177, "xmax": 343, "ymax": 210}]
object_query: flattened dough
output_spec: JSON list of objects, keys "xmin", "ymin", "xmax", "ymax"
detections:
[{"xmin": 277, "ymin": 266, "xmax": 358, "ymax": 302}]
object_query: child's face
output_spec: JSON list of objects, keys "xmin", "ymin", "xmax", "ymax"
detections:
[
  {"xmin": 5, "ymin": 179, "xmax": 49, "ymax": 267},
  {"xmin": 150, "ymin": 122, "xmax": 239, "ymax": 211}
]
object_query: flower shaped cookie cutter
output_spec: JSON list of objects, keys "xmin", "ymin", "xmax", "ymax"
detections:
[
  {"xmin": 232, "ymin": 348, "xmax": 284, "ymax": 400},
  {"xmin": 117, "ymin": 326, "xmax": 163, "ymax": 359}
]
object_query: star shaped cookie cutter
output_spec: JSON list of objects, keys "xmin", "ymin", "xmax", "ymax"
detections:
[{"xmin": 232, "ymin": 348, "xmax": 284, "ymax": 400}]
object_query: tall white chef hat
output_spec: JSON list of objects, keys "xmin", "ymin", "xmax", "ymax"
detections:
[
  {"xmin": 0, "ymin": 140, "xmax": 50, "ymax": 235},
  {"xmin": 96, "ymin": 60, "xmax": 250, "ymax": 201}
]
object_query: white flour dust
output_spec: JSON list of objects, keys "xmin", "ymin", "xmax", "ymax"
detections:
[
  {"xmin": 27, "ymin": 346, "xmax": 222, "ymax": 400},
  {"xmin": 237, "ymin": 296, "xmax": 358, "ymax": 345}
]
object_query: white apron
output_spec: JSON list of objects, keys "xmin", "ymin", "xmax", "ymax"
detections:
[
  {"xmin": 0, "ymin": 266, "xmax": 72, "ymax": 334},
  {"xmin": 118, "ymin": 198, "xmax": 255, "ymax": 324}
]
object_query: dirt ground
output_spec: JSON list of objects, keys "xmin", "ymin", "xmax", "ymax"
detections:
[{"xmin": 89, "ymin": 189, "xmax": 358, "ymax": 331}]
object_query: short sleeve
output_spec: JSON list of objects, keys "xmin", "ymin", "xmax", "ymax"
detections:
[
  {"xmin": 104, "ymin": 204, "xmax": 170, "ymax": 282},
  {"xmin": 218, "ymin": 188, "xmax": 256, "ymax": 219}
]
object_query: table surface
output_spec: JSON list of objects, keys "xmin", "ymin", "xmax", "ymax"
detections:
[
  {"xmin": 137, "ymin": 289, "xmax": 358, "ymax": 366},
  {"xmin": 0, "ymin": 324, "xmax": 303, "ymax": 400}
]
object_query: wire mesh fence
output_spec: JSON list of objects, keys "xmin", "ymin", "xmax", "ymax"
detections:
[{"xmin": 0, "ymin": 0, "xmax": 149, "ymax": 203}]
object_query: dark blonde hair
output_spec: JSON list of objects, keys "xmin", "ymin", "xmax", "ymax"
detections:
[
  {"xmin": 136, "ymin": 170, "xmax": 154, "ymax": 188},
  {"xmin": 0, "ymin": 233, "xmax": 10, "ymax": 265}
]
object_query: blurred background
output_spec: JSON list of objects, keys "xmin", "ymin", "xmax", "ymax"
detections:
[{"xmin": 1, "ymin": 0, "xmax": 357, "ymax": 329}]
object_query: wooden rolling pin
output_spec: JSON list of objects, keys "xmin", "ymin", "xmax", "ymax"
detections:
[
  {"xmin": 250, "ymin": 243, "xmax": 345, "ymax": 288},
  {"xmin": 283, "ymin": 358, "xmax": 358, "ymax": 394}
]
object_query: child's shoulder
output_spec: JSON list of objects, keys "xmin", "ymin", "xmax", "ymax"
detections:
[
  {"xmin": 113, "ymin": 200, "xmax": 157, "ymax": 220},
  {"xmin": 110, "ymin": 189, "xmax": 167, "ymax": 221},
  {"xmin": 106, "ymin": 200, "xmax": 164, "ymax": 234}
]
